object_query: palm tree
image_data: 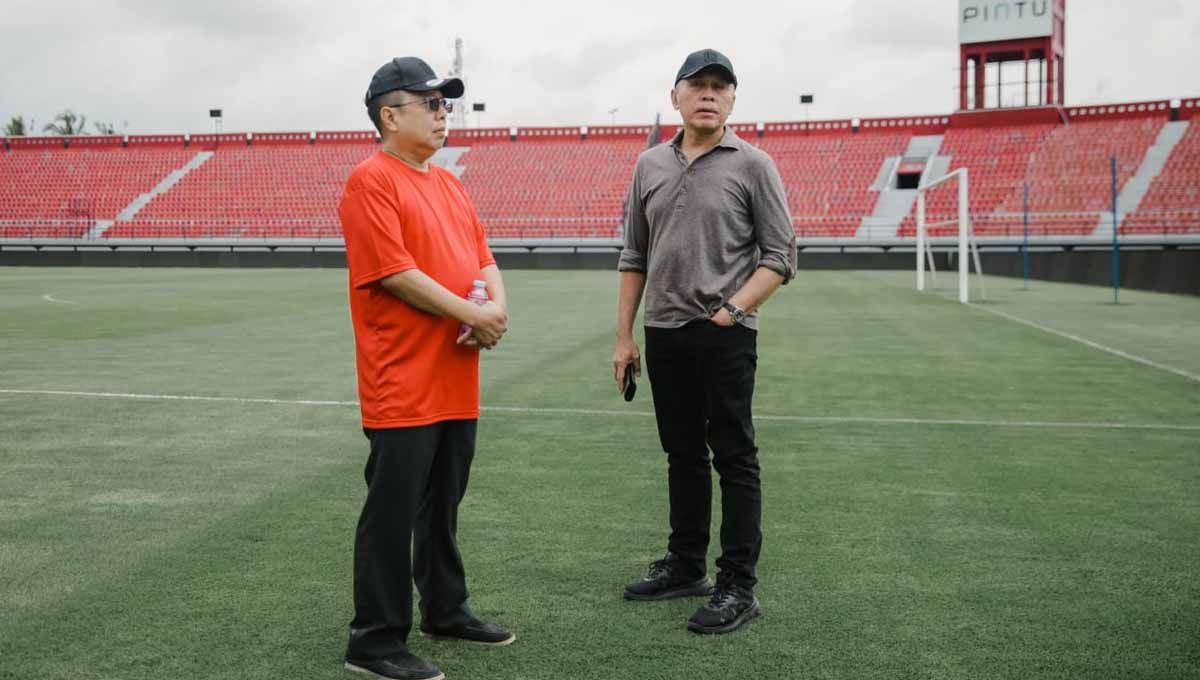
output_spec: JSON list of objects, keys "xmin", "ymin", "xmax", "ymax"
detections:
[
  {"xmin": 94, "ymin": 121, "xmax": 116, "ymax": 135},
  {"xmin": 3, "ymin": 116, "xmax": 27, "ymax": 136},
  {"xmin": 43, "ymin": 110, "xmax": 88, "ymax": 136}
]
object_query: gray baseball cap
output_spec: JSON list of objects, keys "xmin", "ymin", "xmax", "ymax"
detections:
[{"xmin": 674, "ymin": 49, "xmax": 737, "ymax": 87}]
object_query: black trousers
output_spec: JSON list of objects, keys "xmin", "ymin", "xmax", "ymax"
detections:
[
  {"xmin": 644, "ymin": 321, "xmax": 761, "ymax": 590},
  {"xmin": 346, "ymin": 420, "xmax": 477, "ymax": 660}
]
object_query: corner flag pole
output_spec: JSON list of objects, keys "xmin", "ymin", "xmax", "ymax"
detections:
[
  {"xmin": 1110, "ymin": 155, "xmax": 1119, "ymax": 304},
  {"xmin": 1022, "ymin": 181, "xmax": 1030, "ymax": 290}
]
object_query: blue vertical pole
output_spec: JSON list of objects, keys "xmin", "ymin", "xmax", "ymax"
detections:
[
  {"xmin": 1111, "ymin": 155, "xmax": 1119, "ymax": 304},
  {"xmin": 1022, "ymin": 181, "xmax": 1030, "ymax": 290}
]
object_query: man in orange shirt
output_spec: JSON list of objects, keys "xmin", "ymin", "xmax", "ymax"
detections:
[{"xmin": 340, "ymin": 56, "xmax": 513, "ymax": 680}]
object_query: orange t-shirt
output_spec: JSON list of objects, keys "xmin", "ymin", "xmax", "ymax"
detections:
[{"xmin": 339, "ymin": 151, "xmax": 496, "ymax": 429}]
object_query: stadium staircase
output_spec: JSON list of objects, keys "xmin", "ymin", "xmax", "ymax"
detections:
[
  {"xmin": 0, "ymin": 143, "xmax": 195, "ymax": 238},
  {"xmin": 431, "ymin": 146, "xmax": 469, "ymax": 178},
  {"xmin": 761, "ymin": 130, "xmax": 910, "ymax": 237},
  {"xmin": 1017, "ymin": 117, "xmax": 1164, "ymax": 235},
  {"xmin": 857, "ymin": 135, "xmax": 945, "ymax": 238},
  {"xmin": 1099, "ymin": 120, "xmax": 1190, "ymax": 235},
  {"xmin": 898, "ymin": 123, "xmax": 1057, "ymax": 238},
  {"xmin": 105, "ymin": 141, "xmax": 376, "ymax": 238},
  {"xmin": 1124, "ymin": 119, "xmax": 1200, "ymax": 235},
  {"xmin": 87, "ymin": 151, "xmax": 214, "ymax": 238}
]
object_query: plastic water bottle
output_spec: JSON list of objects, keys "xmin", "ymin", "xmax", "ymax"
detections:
[{"xmin": 460, "ymin": 280, "xmax": 488, "ymax": 339}]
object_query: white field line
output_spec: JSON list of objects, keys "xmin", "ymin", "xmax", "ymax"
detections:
[
  {"xmin": 966, "ymin": 303, "xmax": 1200, "ymax": 385},
  {"xmin": 1, "ymin": 389, "xmax": 1197, "ymax": 432},
  {"xmin": 41, "ymin": 293, "xmax": 78, "ymax": 305}
]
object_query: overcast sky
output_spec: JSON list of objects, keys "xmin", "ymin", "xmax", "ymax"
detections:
[{"xmin": 1, "ymin": 0, "xmax": 1197, "ymax": 136}]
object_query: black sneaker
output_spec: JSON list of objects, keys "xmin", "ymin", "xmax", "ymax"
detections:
[
  {"xmin": 623, "ymin": 554, "xmax": 714, "ymax": 601},
  {"xmin": 344, "ymin": 651, "xmax": 444, "ymax": 680},
  {"xmin": 687, "ymin": 582, "xmax": 761, "ymax": 634},
  {"xmin": 420, "ymin": 618, "xmax": 516, "ymax": 646}
]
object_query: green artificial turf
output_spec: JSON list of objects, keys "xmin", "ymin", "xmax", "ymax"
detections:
[{"xmin": 0, "ymin": 268, "xmax": 1197, "ymax": 680}]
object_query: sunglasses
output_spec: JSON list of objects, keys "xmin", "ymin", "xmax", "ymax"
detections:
[{"xmin": 387, "ymin": 97, "xmax": 454, "ymax": 113}]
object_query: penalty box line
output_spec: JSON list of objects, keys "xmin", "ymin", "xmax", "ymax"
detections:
[{"xmin": 965, "ymin": 303, "xmax": 1200, "ymax": 385}]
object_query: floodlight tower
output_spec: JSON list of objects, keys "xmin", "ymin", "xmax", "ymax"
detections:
[
  {"xmin": 449, "ymin": 37, "xmax": 467, "ymax": 129},
  {"xmin": 957, "ymin": 0, "xmax": 1066, "ymax": 110}
]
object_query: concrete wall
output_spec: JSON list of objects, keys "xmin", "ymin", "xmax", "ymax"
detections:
[
  {"xmin": 2, "ymin": 248, "xmax": 1196, "ymax": 296},
  {"xmin": 0, "ymin": 250, "xmax": 349, "ymax": 268},
  {"xmin": 976, "ymin": 249, "xmax": 1200, "ymax": 296}
]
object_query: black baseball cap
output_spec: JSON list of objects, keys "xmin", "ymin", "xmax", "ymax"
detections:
[
  {"xmin": 364, "ymin": 56, "xmax": 464, "ymax": 105},
  {"xmin": 674, "ymin": 49, "xmax": 737, "ymax": 88}
]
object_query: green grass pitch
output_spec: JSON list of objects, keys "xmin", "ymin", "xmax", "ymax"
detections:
[{"xmin": 1, "ymin": 267, "xmax": 1197, "ymax": 680}]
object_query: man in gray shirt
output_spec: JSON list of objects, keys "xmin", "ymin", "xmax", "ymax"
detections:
[{"xmin": 612, "ymin": 48, "xmax": 796, "ymax": 635}]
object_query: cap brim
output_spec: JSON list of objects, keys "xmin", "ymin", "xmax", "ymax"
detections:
[
  {"xmin": 408, "ymin": 77, "xmax": 464, "ymax": 99},
  {"xmin": 676, "ymin": 64, "xmax": 736, "ymax": 86}
]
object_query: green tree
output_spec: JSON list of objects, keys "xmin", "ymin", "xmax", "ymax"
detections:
[
  {"xmin": 43, "ymin": 110, "xmax": 88, "ymax": 135},
  {"xmin": 94, "ymin": 121, "xmax": 116, "ymax": 135},
  {"xmin": 3, "ymin": 115, "xmax": 27, "ymax": 136}
]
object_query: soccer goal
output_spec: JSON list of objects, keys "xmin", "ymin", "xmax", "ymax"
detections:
[{"xmin": 915, "ymin": 167, "xmax": 986, "ymax": 303}]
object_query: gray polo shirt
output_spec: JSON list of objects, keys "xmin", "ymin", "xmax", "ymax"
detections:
[{"xmin": 618, "ymin": 127, "xmax": 796, "ymax": 330}]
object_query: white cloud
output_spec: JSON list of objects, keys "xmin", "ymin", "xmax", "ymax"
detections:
[{"xmin": 1, "ymin": 0, "xmax": 1197, "ymax": 135}]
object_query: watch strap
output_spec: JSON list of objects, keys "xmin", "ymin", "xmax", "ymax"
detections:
[{"xmin": 722, "ymin": 301, "xmax": 746, "ymax": 321}]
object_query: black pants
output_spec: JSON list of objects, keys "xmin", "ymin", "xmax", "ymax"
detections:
[
  {"xmin": 645, "ymin": 321, "xmax": 761, "ymax": 590},
  {"xmin": 346, "ymin": 420, "xmax": 477, "ymax": 660}
]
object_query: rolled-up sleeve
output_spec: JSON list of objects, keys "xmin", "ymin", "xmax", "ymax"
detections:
[
  {"xmin": 617, "ymin": 163, "xmax": 648, "ymax": 273},
  {"xmin": 750, "ymin": 156, "xmax": 797, "ymax": 284}
]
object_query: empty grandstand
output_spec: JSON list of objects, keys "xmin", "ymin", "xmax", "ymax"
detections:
[{"xmin": 2, "ymin": 97, "xmax": 1198, "ymax": 245}]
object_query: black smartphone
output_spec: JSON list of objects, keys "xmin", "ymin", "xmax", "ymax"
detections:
[{"xmin": 623, "ymin": 363, "xmax": 637, "ymax": 402}]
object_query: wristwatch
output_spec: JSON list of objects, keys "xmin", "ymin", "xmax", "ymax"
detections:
[{"xmin": 721, "ymin": 302, "xmax": 746, "ymax": 323}]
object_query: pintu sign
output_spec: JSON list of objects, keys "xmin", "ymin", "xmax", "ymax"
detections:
[
  {"xmin": 962, "ymin": 1, "xmax": 1049, "ymax": 23},
  {"xmin": 959, "ymin": 0, "xmax": 1053, "ymax": 44}
]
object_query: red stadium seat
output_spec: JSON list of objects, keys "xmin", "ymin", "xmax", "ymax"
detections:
[
  {"xmin": 1124, "ymin": 122, "xmax": 1200, "ymax": 235},
  {"xmin": 1, "ymin": 111, "xmax": 1191, "ymax": 241}
]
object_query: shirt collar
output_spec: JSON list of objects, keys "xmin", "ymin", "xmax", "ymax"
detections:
[{"xmin": 670, "ymin": 126, "xmax": 741, "ymax": 151}]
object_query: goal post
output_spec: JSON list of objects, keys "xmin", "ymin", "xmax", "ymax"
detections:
[{"xmin": 915, "ymin": 167, "xmax": 985, "ymax": 303}]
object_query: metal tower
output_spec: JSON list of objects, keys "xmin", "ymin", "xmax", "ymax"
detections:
[{"xmin": 449, "ymin": 38, "xmax": 466, "ymax": 128}]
